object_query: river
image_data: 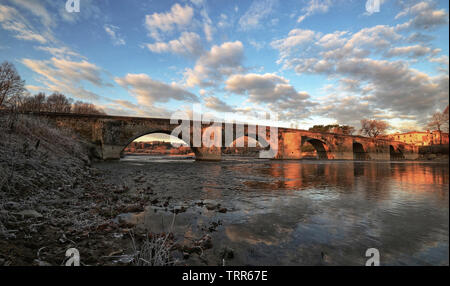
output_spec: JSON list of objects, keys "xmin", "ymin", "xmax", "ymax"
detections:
[{"xmin": 95, "ymin": 155, "xmax": 449, "ymax": 266}]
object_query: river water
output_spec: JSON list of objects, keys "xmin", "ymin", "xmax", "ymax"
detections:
[{"xmin": 96, "ymin": 155, "xmax": 449, "ymax": 266}]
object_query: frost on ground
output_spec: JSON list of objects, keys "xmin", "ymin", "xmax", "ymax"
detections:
[
  {"xmin": 0, "ymin": 113, "xmax": 218, "ymax": 266},
  {"xmin": 0, "ymin": 113, "xmax": 156, "ymax": 265}
]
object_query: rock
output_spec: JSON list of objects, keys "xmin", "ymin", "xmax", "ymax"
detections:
[
  {"xmin": 172, "ymin": 206, "xmax": 187, "ymax": 214},
  {"xmin": 195, "ymin": 234, "xmax": 213, "ymax": 250},
  {"xmin": 205, "ymin": 203, "xmax": 219, "ymax": 211},
  {"xmin": 195, "ymin": 200, "xmax": 205, "ymax": 207},
  {"xmin": 117, "ymin": 214, "xmax": 137, "ymax": 227},
  {"xmin": 122, "ymin": 204, "xmax": 144, "ymax": 213},
  {"xmin": 17, "ymin": 210, "xmax": 43, "ymax": 219}
]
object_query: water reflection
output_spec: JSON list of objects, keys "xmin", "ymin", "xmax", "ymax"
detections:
[{"xmin": 98, "ymin": 157, "xmax": 449, "ymax": 265}]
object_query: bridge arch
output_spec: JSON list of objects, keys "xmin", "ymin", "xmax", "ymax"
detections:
[
  {"xmin": 229, "ymin": 132, "xmax": 270, "ymax": 148},
  {"xmin": 390, "ymin": 145, "xmax": 405, "ymax": 160},
  {"xmin": 120, "ymin": 129, "xmax": 197, "ymax": 158},
  {"xmin": 224, "ymin": 133, "xmax": 270, "ymax": 157},
  {"xmin": 353, "ymin": 142, "xmax": 369, "ymax": 160},
  {"xmin": 304, "ymin": 138, "xmax": 329, "ymax": 160}
]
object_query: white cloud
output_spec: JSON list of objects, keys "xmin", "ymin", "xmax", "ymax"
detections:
[
  {"xmin": 430, "ymin": 55, "xmax": 449, "ymax": 66},
  {"xmin": 0, "ymin": 4, "xmax": 48, "ymax": 43},
  {"xmin": 198, "ymin": 2, "xmax": 214, "ymax": 42},
  {"xmin": 21, "ymin": 57, "xmax": 107, "ymax": 101},
  {"xmin": 104, "ymin": 24, "xmax": 126, "ymax": 46},
  {"xmin": 145, "ymin": 32, "xmax": 203, "ymax": 58},
  {"xmin": 7, "ymin": 0, "xmax": 53, "ymax": 28},
  {"xmin": 297, "ymin": 0, "xmax": 332, "ymax": 23},
  {"xmin": 239, "ymin": 0, "xmax": 277, "ymax": 30},
  {"xmin": 271, "ymin": 29, "xmax": 317, "ymax": 59},
  {"xmin": 204, "ymin": 96, "xmax": 236, "ymax": 112},
  {"xmin": 34, "ymin": 46, "xmax": 85, "ymax": 60},
  {"xmin": 145, "ymin": 3, "xmax": 194, "ymax": 40},
  {"xmin": 271, "ymin": 20, "xmax": 449, "ymax": 127},
  {"xmin": 395, "ymin": 1, "xmax": 448, "ymax": 30},
  {"xmin": 115, "ymin": 73, "xmax": 199, "ymax": 107},
  {"xmin": 385, "ymin": 45, "xmax": 437, "ymax": 58},
  {"xmin": 184, "ymin": 41, "xmax": 245, "ymax": 87},
  {"xmin": 225, "ymin": 73, "xmax": 310, "ymax": 104},
  {"xmin": 99, "ymin": 99, "xmax": 171, "ymax": 118},
  {"xmin": 218, "ymin": 13, "xmax": 230, "ymax": 28}
]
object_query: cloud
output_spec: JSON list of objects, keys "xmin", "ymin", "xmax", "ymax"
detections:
[
  {"xmin": 225, "ymin": 73, "xmax": 310, "ymax": 103},
  {"xmin": 218, "ymin": 13, "xmax": 230, "ymax": 28},
  {"xmin": 21, "ymin": 57, "xmax": 107, "ymax": 101},
  {"xmin": 34, "ymin": 46, "xmax": 84, "ymax": 59},
  {"xmin": 204, "ymin": 96, "xmax": 236, "ymax": 112},
  {"xmin": 297, "ymin": 0, "xmax": 333, "ymax": 23},
  {"xmin": 271, "ymin": 19, "xmax": 449, "ymax": 127},
  {"xmin": 271, "ymin": 29, "xmax": 317, "ymax": 59},
  {"xmin": 104, "ymin": 24, "xmax": 126, "ymax": 46},
  {"xmin": 184, "ymin": 41, "xmax": 245, "ymax": 87},
  {"xmin": 99, "ymin": 99, "xmax": 171, "ymax": 118},
  {"xmin": 385, "ymin": 45, "xmax": 438, "ymax": 58},
  {"xmin": 239, "ymin": 0, "xmax": 277, "ymax": 30},
  {"xmin": 430, "ymin": 55, "xmax": 449, "ymax": 66},
  {"xmin": 7, "ymin": 0, "xmax": 53, "ymax": 28},
  {"xmin": 396, "ymin": 1, "xmax": 448, "ymax": 30},
  {"xmin": 115, "ymin": 73, "xmax": 199, "ymax": 107},
  {"xmin": 145, "ymin": 3, "xmax": 194, "ymax": 40},
  {"xmin": 0, "ymin": 4, "xmax": 48, "ymax": 43},
  {"xmin": 145, "ymin": 32, "xmax": 203, "ymax": 58}
]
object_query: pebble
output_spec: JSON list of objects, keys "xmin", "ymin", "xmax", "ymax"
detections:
[{"xmin": 17, "ymin": 210, "xmax": 43, "ymax": 219}]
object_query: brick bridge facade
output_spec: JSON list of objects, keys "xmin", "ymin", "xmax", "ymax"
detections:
[{"xmin": 26, "ymin": 112, "xmax": 419, "ymax": 161}]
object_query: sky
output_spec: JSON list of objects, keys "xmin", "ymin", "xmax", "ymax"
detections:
[{"xmin": 0, "ymin": 0, "xmax": 449, "ymax": 134}]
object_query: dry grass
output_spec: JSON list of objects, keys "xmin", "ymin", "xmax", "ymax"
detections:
[
  {"xmin": 129, "ymin": 214, "xmax": 176, "ymax": 266},
  {"xmin": 0, "ymin": 113, "xmax": 89, "ymax": 193}
]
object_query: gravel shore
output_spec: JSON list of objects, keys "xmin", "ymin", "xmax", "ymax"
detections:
[{"xmin": 0, "ymin": 114, "xmax": 214, "ymax": 266}]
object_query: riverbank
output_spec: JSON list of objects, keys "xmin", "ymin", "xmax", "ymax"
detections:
[
  {"xmin": 1, "ymin": 114, "xmax": 448, "ymax": 266},
  {"xmin": 0, "ymin": 115, "xmax": 212, "ymax": 266}
]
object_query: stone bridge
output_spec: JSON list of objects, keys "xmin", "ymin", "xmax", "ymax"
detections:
[{"xmin": 24, "ymin": 112, "xmax": 419, "ymax": 161}]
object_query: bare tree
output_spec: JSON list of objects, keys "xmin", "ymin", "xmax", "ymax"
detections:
[
  {"xmin": 72, "ymin": 100, "xmax": 105, "ymax": 115},
  {"xmin": 360, "ymin": 119, "xmax": 389, "ymax": 138},
  {"xmin": 428, "ymin": 110, "xmax": 449, "ymax": 144},
  {"xmin": 0, "ymin": 61, "xmax": 25, "ymax": 107},
  {"xmin": 428, "ymin": 112, "xmax": 446, "ymax": 132},
  {"xmin": 46, "ymin": 92, "xmax": 73, "ymax": 113},
  {"xmin": 443, "ymin": 105, "xmax": 449, "ymax": 133},
  {"xmin": 309, "ymin": 124, "xmax": 356, "ymax": 135}
]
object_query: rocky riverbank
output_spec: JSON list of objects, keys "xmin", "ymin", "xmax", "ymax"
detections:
[{"xmin": 0, "ymin": 114, "xmax": 218, "ymax": 266}]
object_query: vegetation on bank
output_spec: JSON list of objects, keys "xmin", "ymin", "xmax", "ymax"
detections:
[
  {"xmin": 0, "ymin": 113, "xmax": 180, "ymax": 266},
  {"xmin": 0, "ymin": 61, "xmax": 104, "ymax": 115}
]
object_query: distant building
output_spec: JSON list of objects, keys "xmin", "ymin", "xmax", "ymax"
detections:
[{"xmin": 384, "ymin": 130, "xmax": 449, "ymax": 146}]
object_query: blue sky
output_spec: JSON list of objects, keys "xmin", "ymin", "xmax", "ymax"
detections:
[{"xmin": 0, "ymin": 0, "xmax": 448, "ymax": 132}]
